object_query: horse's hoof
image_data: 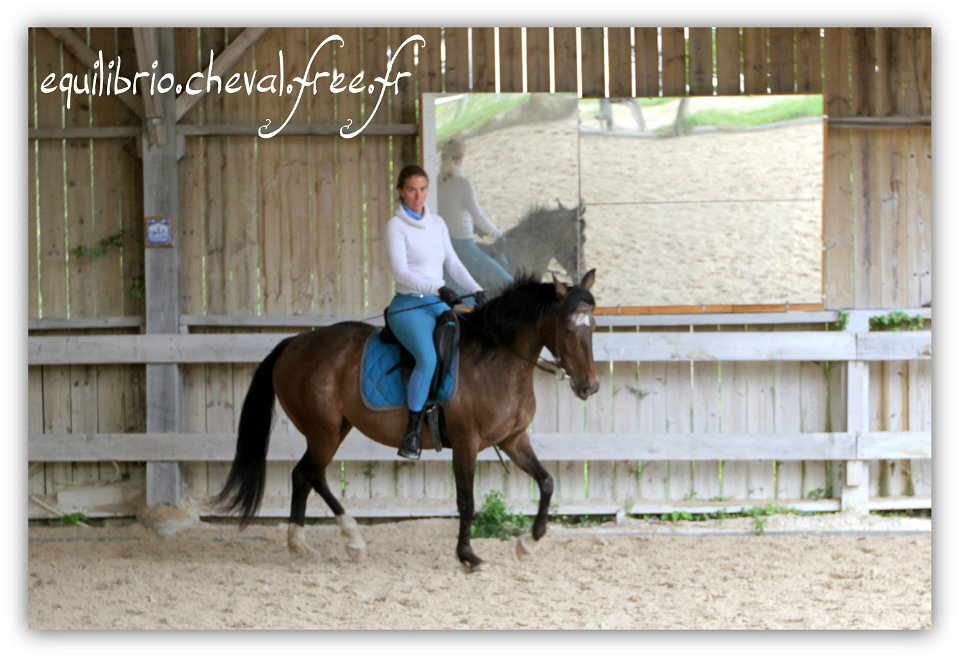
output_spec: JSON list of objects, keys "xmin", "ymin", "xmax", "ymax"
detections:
[
  {"xmin": 468, "ymin": 560, "xmax": 486, "ymax": 573},
  {"xmin": 294, "ymin": 552, "xmax": 320, "ymax": 564},
  {"xmin": 515, "ymin": 532, "xmax": 540, "ymax": 560},
  {"xmin": 345, "ymin": 543, "xmax": 367, "ymax": 562},
  {"xmin": 288, "ymin": 544, "xmax": 320, "ymax": 562},
  {"xmin": 288, "ymin": 525, "xmax": 320, "ymax": 561}
]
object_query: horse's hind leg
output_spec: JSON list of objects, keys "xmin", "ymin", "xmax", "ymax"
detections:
[
  {"xmin": 499, "ymin": 432, "xmax": 554, "ymax": 559},
  {"xmin": 288, "ymin": 428, "xmax": 367, "ymax": 561}
]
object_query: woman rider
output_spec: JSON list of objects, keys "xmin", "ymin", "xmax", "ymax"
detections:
[
  {"xmin": 437, "ymin": 138, "xmax": 513, "ymax": 295},
  {"xmin": 385, "ymin": 165, "xmax": 486, "ymax": 460}
]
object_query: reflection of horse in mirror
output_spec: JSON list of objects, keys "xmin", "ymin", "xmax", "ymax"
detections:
[
  {"xmin": 215, "ymin": 271, "xmax": 600, "ymax": 572},
  {"xmin": 481, "ymin": 201, "xmax": 585, "ymax": 282}
]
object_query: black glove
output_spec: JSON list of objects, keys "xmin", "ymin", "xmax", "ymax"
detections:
[
  {"xmin": 472, "ymin": 290, "xmax": 487, "ymax": 306},
  {"xmin": 438, "ymin": 286, "xmax": 461, "ymax": 307}
]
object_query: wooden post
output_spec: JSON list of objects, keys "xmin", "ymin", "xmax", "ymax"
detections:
[
  {"xmin": 143, "ymin": 28, "xmax": 183, "ymax": 507},
  {"xmin": 842, "ymin": 312, "xmax": 870, "ymax": 512}
]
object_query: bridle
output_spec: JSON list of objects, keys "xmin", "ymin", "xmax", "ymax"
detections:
[{"xmin": 478, "ymin": 308, "xmax": 580, "ymax": 382}]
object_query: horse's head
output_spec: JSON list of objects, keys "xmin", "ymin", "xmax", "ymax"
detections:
[
  {"xmin": 549, "ymin": 269, "xmax": 599, "ymax": 400},
  {"xmin": 550, "ymin": 200, "xmax": 586, "ymax": 281}
]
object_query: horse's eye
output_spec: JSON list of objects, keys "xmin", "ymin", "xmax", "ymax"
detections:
[{"xmin": 565, "ymin": 328, "xmax": 575, "ymax": 337}]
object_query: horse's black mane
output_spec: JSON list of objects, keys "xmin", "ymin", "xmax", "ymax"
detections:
[{"xmin": 459, "ymin": 273, "xmax": 595, "ymax": 354}]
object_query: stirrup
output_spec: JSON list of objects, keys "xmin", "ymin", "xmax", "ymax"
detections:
[{"xmin": 397, "ymin": 436, "xmax": 421, "ymax": 460}]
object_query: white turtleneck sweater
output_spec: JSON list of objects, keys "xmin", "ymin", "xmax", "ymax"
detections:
[
  {"xmin": 437, "ymin": 167, "xmax": 504, "ymax": 240},
  {"xmin": 385, "ymin": 205, "xmax": 482, "ymax": 296}
]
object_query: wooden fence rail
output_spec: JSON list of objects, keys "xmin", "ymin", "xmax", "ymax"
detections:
[
  {"xmin": 28, "ymin": 315, "xmax": 932, "ymax": 518},
  {"xmin": 29, "ymin": 431, "xmax": 929, "ymax": 463},
  {"xmin": 28, "ymin": 330, "xmax": 932, "ymax": 365}
]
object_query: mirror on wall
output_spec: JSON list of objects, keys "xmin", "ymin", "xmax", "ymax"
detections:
[{"xmin": 422, "ymin": 92, "xmax": 824, "ymax": 309}]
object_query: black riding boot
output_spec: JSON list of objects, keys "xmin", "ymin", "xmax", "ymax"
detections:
[{"xmin": 397, "ymin": 409, "xmax": 425, "ymax": 460}]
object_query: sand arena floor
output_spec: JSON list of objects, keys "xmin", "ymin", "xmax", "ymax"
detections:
[{"xmin": 28, "ymin": 513, "xmax": 930, "ymax": 630}]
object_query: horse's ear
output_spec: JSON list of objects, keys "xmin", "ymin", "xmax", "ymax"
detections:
[
  {"xmin": 580, "ymin": 269, "xmax": 596, "ymax": 291},
  {"xmin": 552, "ymin": 274, "xmax": 569, "ymax": 299}
]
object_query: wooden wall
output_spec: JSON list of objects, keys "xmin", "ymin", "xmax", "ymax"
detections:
[
  {"xmin": 28, "ymin": 28, "xmax": 146, "ymax": 511},
  {"xmin": 28, "ymin": 27, "xmax": 932, "ymax": 517}
]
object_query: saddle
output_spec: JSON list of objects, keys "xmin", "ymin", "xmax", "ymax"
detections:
[{"xmin": 365, "ymin": 308, "xmax": 461, "ymax": 451}]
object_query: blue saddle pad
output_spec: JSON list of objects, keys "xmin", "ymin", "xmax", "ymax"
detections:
[{"xmin": 360, "ymin": 332, "xmax": 458, "ymax": 410}]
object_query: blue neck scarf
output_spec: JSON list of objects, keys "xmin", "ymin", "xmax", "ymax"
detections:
[{"xmin": 401, "ymin": 202, "xmax": 423, "ymax": 220}]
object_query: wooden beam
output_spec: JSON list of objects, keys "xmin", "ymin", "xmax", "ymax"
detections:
[
  {"xmin": 141, "ymin": 28, "xmax": 182, "ymax": 507},
  {"xmin": 857, "ymin": 332, "xmax": 932, "ymax": 360},
  {"xmin": 175, "ymin": 308, "xmax": 931, "ymax": 329},
  {"xmin": 182, "ymin": 310, "xmax": 834, "ymax": 329},
  {"xmin": 593, "ymin": 332, "xmax": 859, "ymax": 362},
  {"xmin": 842, "ymin": 361, "xmax": 871, "ymax": 513},
  {"xmin": 30, "ymin": 490, "xmax": 935, "ymax": 521},
  {"xmin": 44, "ymin": 27, "xmax": 143, "ymax": 119},
  {"xmin": 33, "ymin": 495, "xmax": 869, "ymax": 521},
  {"xmin": 29, "ymin": 316, "xmax": 142, "ymax": 331},
  {"xmin": 175, "ymin": 27, "xmax": 269, "ymax": 121},
  {"xmin": 28, "ymin": 330, "xmax": 933, "ymax": 365},
  {"xmin": 180, "ymin": 313, "xmax": 383, "ymax": 328},
  {"xmin": 828, "ymin": 116, "xmax": 931, "ymax": 128},
  {"xmin": 597, "ymin": 311, "xmax": 841, "ymax": 327},
  {"xmin": 176, "ymin": 122, "xmax": 418, "ymax": 137},
  {"xmin": 28, "ymin": 430, "xmax": 930, "ymax": 462},
  {"xmin": 595, "ymin": 302, "xmax": 826, "ymax": 316},
  {"xmin": 30, "ymin": 492, "xmax": 932, "ymax": 521},
  {"xmin": 29, "ymin": 333, "xmax": 292, "ymax": 364},
  {"xmin": 29, "ymin": 126, "xmax": 142, "ymax": 140},
  {"xmin": 178, "ymin": 309, "xmax": 928, "ymax": 330},
  {"xmin": 132, "ymin": 27, "xmax": 164, "ymax": 145},
  {"xmin": 857, "ymin": 432, "xmax": 931, "ymax": 460}
]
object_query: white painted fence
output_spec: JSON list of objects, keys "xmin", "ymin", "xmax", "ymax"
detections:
[{"xmin": 27, "ymin": 309, "xmax": 932, "ymax": 520}]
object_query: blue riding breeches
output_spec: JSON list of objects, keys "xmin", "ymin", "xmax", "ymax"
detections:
[
  {"xmin": 386, "ymin": 293, "xmax": 450, "ymax": 412},
  {"xmin": 449, "ymin": 238, "xmax": 512, "ymax": 295}
]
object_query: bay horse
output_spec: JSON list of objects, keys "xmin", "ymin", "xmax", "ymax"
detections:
[{"xmin": 215, "ymin": 270, "xmax": 599, "ymax": 572}]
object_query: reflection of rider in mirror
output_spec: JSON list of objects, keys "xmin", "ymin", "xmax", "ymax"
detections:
[{"xmin": 437, "ymin": 138, "xmax": 513, "ymax": 295}]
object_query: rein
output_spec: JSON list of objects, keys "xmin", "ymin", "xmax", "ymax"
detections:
[
  {"xmin": 495, "ymin": 338, "xmax": 567, "ymax": 380},
  {"xmin": 356, "ymin": 293, "xmax": 480, "ymax": 324},
  {"xmin": 472, "ymin": 312, "xmax": 568, "ymax": 380}
]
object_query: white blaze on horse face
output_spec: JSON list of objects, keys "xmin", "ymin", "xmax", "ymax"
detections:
[{"xmin": 573, "ymin": 311, "xmax": 594, "ymax": 328}]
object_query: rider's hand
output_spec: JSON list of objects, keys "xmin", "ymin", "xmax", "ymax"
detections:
[
  {"xmin": 438, "ymin": 286, "xmax": 461, "ymax": 307},
  {"xmin": 472, "ymin": 290, "xmax": 487, "ymax": 306}
]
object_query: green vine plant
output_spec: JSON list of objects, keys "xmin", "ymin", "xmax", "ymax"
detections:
[
  {"xmin": 833, "ymin": 309, "xmax": 850, "ymax": 331},
  {"xmin": 869, "ymin": 310, "xmax": 926, "ymax": 331},
  {"xmin": 60, "ymin": 511, "xmax": 89, "ymax": 527},
  {"xmin": 470, "ymin": 491, "xmax": 531, "ymax": 540},
  {"xmin": 72, "ymin": 229, "xmax": 125, "ymax": 260},
  {"xmin": 807, "ymin": 487, "xmax": 827, "ymax": 500},
  {"xmin": 71, "ymin": 230, "xmax": 145, "ymax": 298}
]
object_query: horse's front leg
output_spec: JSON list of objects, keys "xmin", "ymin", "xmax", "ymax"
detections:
[
  {"xmin": 500, "ymin": 431, "xmax": 554, "ymax": 559},
  {"xmin": 452, "ymin": 446, "xmax": 485, "ymax": 572}
]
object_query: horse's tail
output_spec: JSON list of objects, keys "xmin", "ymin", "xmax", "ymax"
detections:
[{"xmin": 214, "ymin": 337, "xmax": 293, "ymax": 527}]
